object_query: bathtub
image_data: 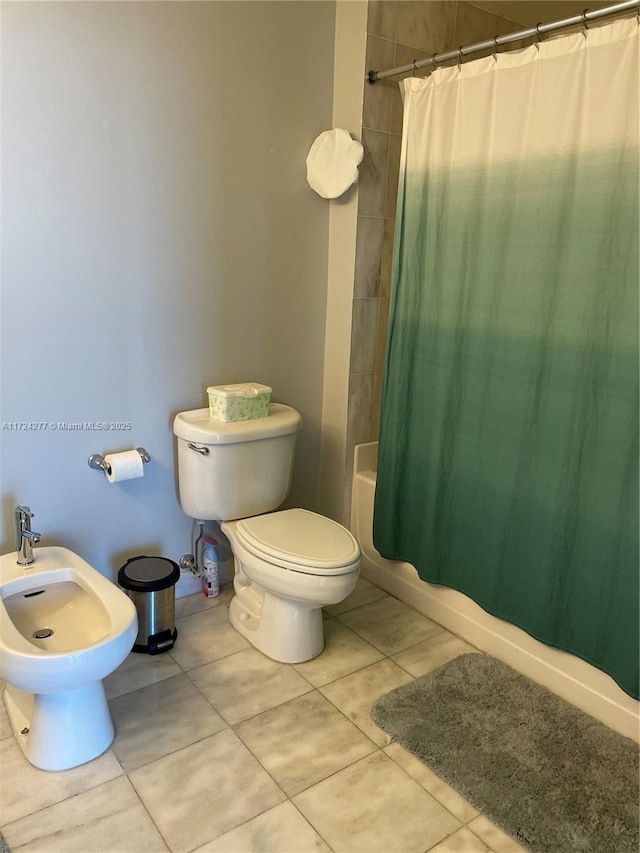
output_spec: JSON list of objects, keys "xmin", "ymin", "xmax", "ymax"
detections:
[{"xmin": 351, "ymin": 442, "xmax": 639, "ymax": 742}]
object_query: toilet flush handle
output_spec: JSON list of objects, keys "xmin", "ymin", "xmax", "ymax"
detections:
[{"xmin": 187, "ymin": 443, "xmax": 209, "ymax": 455}]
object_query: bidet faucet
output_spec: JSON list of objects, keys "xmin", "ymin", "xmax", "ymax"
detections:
[{"xmin": 15, "ymin": 505, "xmax": 41, "ymax": 566}]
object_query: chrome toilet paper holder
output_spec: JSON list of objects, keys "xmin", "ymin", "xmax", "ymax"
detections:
[{"xmin": 88, "ymin": 447, "xmax": 151, "ymax": 473}]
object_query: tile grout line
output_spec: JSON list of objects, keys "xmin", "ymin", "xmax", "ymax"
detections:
[{"xmin": 124, "ymin": 771, "xmax": 172, "ymax": 853}]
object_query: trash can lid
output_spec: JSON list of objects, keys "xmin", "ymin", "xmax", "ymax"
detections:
[{"xmin": 118, "ymin": 556, "xmax": 180, "ymax": 593}]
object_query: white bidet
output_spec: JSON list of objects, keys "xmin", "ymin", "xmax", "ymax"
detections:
[{"xmin": 0, "ymin": 546, "xmax": 137, "ymax": 771}]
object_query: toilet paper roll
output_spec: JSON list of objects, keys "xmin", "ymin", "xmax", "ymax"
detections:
[{"xmin": 104, "ymin": 450, "xmax": 144, "ymax": 483}]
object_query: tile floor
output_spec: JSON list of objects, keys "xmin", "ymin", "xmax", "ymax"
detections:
[{"xmin": 0, "ymin": 578, "xmax": 528, "ymax": 853}]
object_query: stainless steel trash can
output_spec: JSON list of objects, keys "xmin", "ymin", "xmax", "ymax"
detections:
[{"xmin": 118, "ymin": 556, "xmax": 180, "ymax": 654}]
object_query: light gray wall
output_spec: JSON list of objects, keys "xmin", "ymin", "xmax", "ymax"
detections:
[{"xmin": 0, "ymin": 1, "xmax": 335, "ymax": 582}]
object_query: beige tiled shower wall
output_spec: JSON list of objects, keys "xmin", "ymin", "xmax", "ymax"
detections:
[{"xmin": 344, "ymin": 1, "xmax": 522, "ymax": 526}]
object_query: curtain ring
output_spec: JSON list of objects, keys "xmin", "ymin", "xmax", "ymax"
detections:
[
  {"xmin": 534, "ymin": 22, "xmax": 542, "ymax": 51},
  {"xmin": 492, "ymin": 35, "xmax": 499, "ymax": 62},
  {"xmin": 411, "ymin": 58, "xmax": 418, "ymax": 77},
  {"xmin": 582, "ymin": 9, "xmax": 590, "ymax": 38},
  {"xmin": 457, "ymin": 45, "xmax": 463, "ymax": 69}
]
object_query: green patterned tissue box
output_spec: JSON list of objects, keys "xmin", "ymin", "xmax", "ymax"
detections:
[{"xmin": 207, "ymin": 383, "xmax": 272, "ymax": 422}]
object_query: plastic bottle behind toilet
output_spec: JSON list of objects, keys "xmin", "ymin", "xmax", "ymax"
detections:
[{"xmin": 202, "ymin": 536, "xmax": 220, "ymax": 598}]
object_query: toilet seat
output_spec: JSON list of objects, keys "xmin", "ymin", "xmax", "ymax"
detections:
[{"xmin": 234, "ymin": 508, "xmax": 360, "ymax": 575}]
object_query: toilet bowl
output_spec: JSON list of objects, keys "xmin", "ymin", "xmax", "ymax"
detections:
[
  {"xmin": 0, "ymin": 546, "xmax": 137, "ymax": 771},
  {"xmin": 223, "ymin": 508, "xmax": 360, "ymax": 663}
]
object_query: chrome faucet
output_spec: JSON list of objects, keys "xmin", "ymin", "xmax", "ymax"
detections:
[{"xmin": 15, "ymin": 505, "xmax": 41, "ymax": 566}]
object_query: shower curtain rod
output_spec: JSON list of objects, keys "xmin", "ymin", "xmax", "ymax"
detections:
[{"xmin": 366, "ymin": 0, "xmax": 638, "ymax": 82}]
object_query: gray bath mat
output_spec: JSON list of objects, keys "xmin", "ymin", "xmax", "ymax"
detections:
[{"xmin": 371, "ymin": 653, "xmax": 639, "ymax": 852}]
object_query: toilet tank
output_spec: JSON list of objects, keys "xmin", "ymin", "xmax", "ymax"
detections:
[{"xmin": 173, "ymin": 404, "xmax": 302, "ymax": 522}]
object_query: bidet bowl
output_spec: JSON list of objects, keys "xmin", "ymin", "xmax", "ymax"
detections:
[
  {"xmin": 0, "ymin": 546, "xmax": 137, "ymax": 770},
  {"xmin": 0, "ymin": 547, "xmax": 137, "ymax": 694},
  {"xmin": 3, "ymin": 571, "xmax": 111, "ymax": 650}
]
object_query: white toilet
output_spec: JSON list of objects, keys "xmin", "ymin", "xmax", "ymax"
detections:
[
  {"xmin": 0, "ymin": 546, "xmax": 137, "ymax": 771},
  {"xmin": 173, "ymin": 404, "xmax": 361, "ymax": 663}
]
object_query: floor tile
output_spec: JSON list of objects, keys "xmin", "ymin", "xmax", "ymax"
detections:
[
  {"xmin": 175, "ymin": 586, "xmax": 232, "ymax": 619},
  {"xmin": 235, "ymin": 692, "xmax": 377, "ymax": 797},
  {"xmin": 109, "ymin": 673, "xmax": 227, "ymax": 771},
  {"xmin": 129, "ymin": 729, "xmax": 285, "ymax": 853},
  {"xmin": 189, "ymin": 647, "xmax": 312, "ymax": 725},
  {"xmin": 384, "ymin": 743, "xmax": 479, "ymax": 824},
  {"xmin": 104, "ymin": 648, "xmax": 182, "ymax": 700},
  {"xmin": 170, "ymin": 607, "xmax": 250, "ymax": 671},
  {"xmin": 337, "ymin": 596, "xmax": 445, "ymax": 655},
  {"xmin": 293, "ymin": 619, "xmax": 384, "ymax": 687},
  {"xmin": 1, "ymin": 776, "xmax": 168, "ymax": 852},
  {"xmin": 467, "ymin": 816, "xmax": 529, "ymax": 853},
  {"xmin": 324, "ymin": 576, "xmax": 388, "ymax": 616},
  {"xmin": 193, "ymin": 801, "xmax": 331, "ymax": 853},
  {"xmin": 320, "ymin": 659, "xmax": 414, "ymax": 747},
  {"xmin": 0, "ymin": 737, "xmax": 123, "ymax": 825},
  {"xmin": 391, "ymin": 631, "xmax": 476, "ymax": 678},
  {"xmin": 427, "ymin": 826, "xmax": 491, "ymax": 852},
  {"xmin": 0, "ymin": 574, "xmax": 545, "ymax": 853},
  {"xmin": 293, "ymin": 751, "xmax": 460, "ymax": 853}
]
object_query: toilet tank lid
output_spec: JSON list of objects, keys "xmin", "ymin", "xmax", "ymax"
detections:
[{"xmin": 173, "ymin": 403, "xmax": 302, "ymax": 444}]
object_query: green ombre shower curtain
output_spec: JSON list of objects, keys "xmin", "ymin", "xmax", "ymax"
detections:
[{"xmin": 374, "ymin": 19, "xmax": 639, "ymax": 699}]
